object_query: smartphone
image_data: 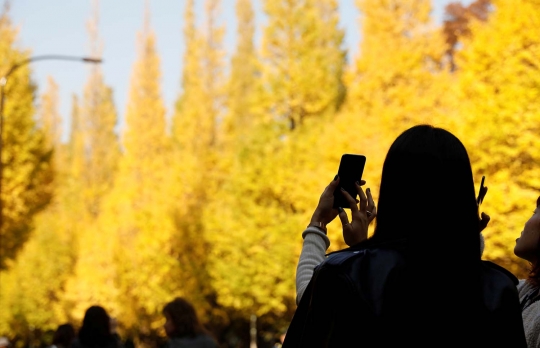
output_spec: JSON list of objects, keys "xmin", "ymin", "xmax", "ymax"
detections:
[
  {"xmin": 477, "ymin": 176, "xmax": 485, "ymax": 205},
  {"xmin": 333, "ymin": 154, "xmax": 366, "ymax": 209}
]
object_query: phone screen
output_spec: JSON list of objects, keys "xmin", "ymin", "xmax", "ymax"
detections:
[{"xmin": 333, "ymin": 154, "xmax": 366, "ymax": 209}]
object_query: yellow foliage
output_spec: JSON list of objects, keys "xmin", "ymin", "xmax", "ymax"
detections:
[
  {"xmin": 4, "ymin": 0, "xmax": 540, "ymax": 341},
  {"xmin": 455, "ymin": 0, "xmax": 540, "ymax": 277},
  {"xmin": 0, "ymin": 10, "xmax": 53, "ymax": 271}
]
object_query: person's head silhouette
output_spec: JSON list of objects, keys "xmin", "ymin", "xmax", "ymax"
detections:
[
  {"xmin": 52, "ymin": 323, "xmax": 75, "ymax": 348},
  {"xmin": 375, "ymin": 124, "xmax": 480, "ymax": 254},
  {"xmin": 163, "ymin": 297, "xmax": 201, "ymax": 338},
  {"xmin": 78, "ymin": 305, "xmax": 117, "ymax": 348}
]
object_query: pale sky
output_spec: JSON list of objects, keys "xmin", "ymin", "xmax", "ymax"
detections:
[{"xmin": 9, "ymin": 0, "xmax": 472, "ymax": 140}]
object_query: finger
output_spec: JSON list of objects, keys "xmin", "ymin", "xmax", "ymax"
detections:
[
  {"xmin": 479, "ymin": 186, "xmax": 488, "ymax": 204},
  {"xmin": 337, "ymin": 206, "xmax": 351, "ymax": 227},
  {"xmin": 358, "ymin": 179, "xmax": 366, "ymax": 186},
  {"xmin": 322, "ymin": 175, "xmax": 340, "ymax": 196},
  {"xmin": 369, "ymin": 204, "xmax": 378, "ymax": 223},
  {"xmin": 366, "ymin": 187, "xmax": 374, "ymax": 211},
  {"xmin": 479, "ymin": 213, "xmax": 490, "ymax": 232},
  {"xmin": 340, "ymin": 188, "xmax": 359, "ymax": 212},
  {"xmin": 355, "ymin": 181, "xmax": 368, "ymax": 212},
  {"xmin": 330, "ymin": 174, "xmax": 340, "ymax": 186},
  {"xmin": 480, "ymin": 212, "xmax": 491, "ymax": 231},
  {"xmin": 366, "ymin": 188, "xmax": 377, "ymax": 222}
]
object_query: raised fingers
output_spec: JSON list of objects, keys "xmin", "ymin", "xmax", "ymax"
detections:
[
  {"xmin": 338, "ymin": 207, "xmax": 359, "ymax": 246},
  {"xmin": 355, "ymin": 181, "xmax": 368, "ymax": 212},
  {"xmin": 480, "ymin": 186, "xmax": 488, "ymax": 204},
  {"xmin": 477, "ymin": 185, "xmax": 488, "ymax": 206},
  {"xmin": 366, "ymin": 188, "xmax": 377, "ymax": 222}
]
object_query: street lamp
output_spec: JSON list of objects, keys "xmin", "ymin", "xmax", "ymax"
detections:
[{"xmin": 0, "ymin": 55, "xmax": 102, "ymax": 230}]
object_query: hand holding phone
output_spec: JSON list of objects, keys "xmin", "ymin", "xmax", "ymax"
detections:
[
  {"xmin": 477, "ymin": 176, "xmax": 490, "ymax": 232},
  {"xmin": 333, "ymin": 154, "xmax": 366, "ymax": 209}
]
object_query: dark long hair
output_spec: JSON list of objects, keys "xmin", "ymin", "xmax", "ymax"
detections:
[
  {"xmin": 162, "ymin": 297, "xmax": 214, "ymax": 340},
  {"xmin": 372, "ymin": 125, "xmax": 480, "ymax": 250},
  {"xmin": 359, "ymin": 125, "xmax": 482, "ymax": 342},
  {"xmin": 78, "ymin": 306, "xmax": 115, "ymax": 348},
  {"xmin": 527, "ymin": 196, "xmax": 540, "ymax": 287}
]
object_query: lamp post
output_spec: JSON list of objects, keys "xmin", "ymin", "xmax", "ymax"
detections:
[{"xmin": 0, "ymin": 55, "xmax": 102, "ymax": 230}]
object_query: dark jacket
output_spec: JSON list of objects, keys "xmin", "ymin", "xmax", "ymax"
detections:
[
  {"xmin": 165, "ymin": 335, "xmax": 218, "ymax": 348},
  {"xmin": 71, "ymin": 336, "xmax": 122, "ymax": 348},
  {"xmin": 283, "ymin": 245, "xmax": 527, "ymax": 348}
]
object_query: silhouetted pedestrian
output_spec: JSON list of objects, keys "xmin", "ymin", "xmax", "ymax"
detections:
[
  {"xmin": 72, "ymin": 306, "xmax": 122, "ymax": 348},
  {"xmin": 514, "ymin": 195, "xmax": 540, "ymax": 347},
  {"xmin": 162, "ymin": 297, "xmax": 218, "ymax": 348},
  {"xmin": 284, "ymin": 124, "xmax": 527, "ymax": 347},
  {"xmin": 50, "ymin": 323, "xmax": 75, "ymax": 348}
]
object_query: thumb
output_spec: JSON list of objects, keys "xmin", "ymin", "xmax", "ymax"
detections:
[{"xmin": 479, "ymin": 212, "xmax": 491, "ymax": 231}]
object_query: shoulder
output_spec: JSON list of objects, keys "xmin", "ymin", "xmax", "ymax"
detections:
[
  {"xmin": 522, "ymin": 298, "xmax": 540, "ymax": 324},
  {"xmin": 480, "ymin": 260, "xmax": 522, "ymax": 312},
  {"xmin": 481, "ymin": 260, "xmax": 519, "ymax": 286},
  {"xmin": 521, "ymin": 299, "xmax": 540, "ymax": 347},
  {"xmin": 317, "ymin": 246, "xmax": 405, "ymax": 315},
  {"xmin": 324, "ymin": 246, "xmax": 404, "ymax": 267},
  {"xmin": 517, "ymin": 278, "xmax": 534, "ymax": 295},
  {"xmin": 321, "ymin": 246, "xmax": 405, "ymax": 280}
]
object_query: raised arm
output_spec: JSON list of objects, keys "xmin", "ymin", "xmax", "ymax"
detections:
[{"xmin": 296, "ymin": 227, "xmax": 330, "ymax": 304}]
